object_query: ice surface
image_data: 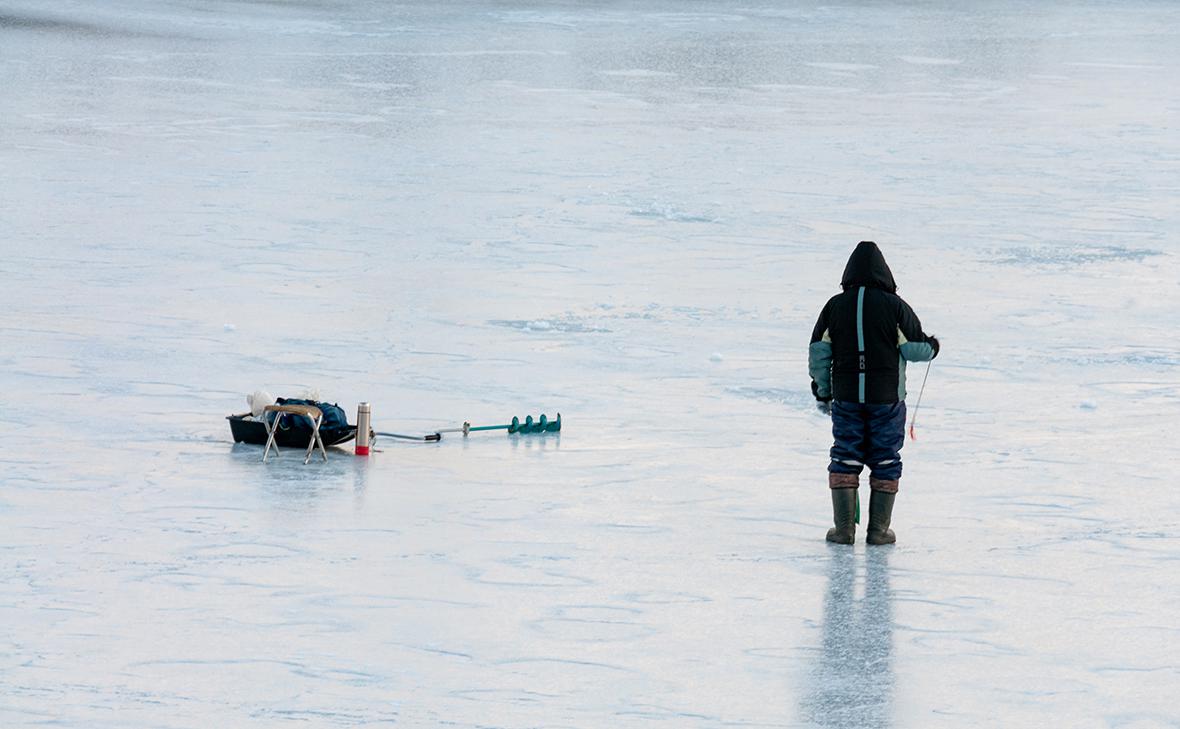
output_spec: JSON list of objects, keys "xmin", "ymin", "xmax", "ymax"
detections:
[{"xmin": 2, "ymin": 1, "xmax": 1179, "ymax": 726}]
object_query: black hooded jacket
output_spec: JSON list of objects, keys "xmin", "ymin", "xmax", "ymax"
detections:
[{"xmin": 809, "ymin": 241, "xmax": 936, "ymax": 404}]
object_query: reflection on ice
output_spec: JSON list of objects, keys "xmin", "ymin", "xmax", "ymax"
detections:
[{"xmin": 801, "ymin": 548, "xmax": 894, "ymax": 729}]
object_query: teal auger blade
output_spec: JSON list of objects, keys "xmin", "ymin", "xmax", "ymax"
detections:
[{"xmin": 502, "ymin": 414, "xmax": 560, "ymax": 434}]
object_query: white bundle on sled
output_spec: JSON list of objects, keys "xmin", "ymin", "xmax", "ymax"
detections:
[{"xmin": 246, "ymin": 390, "xmax": 276, "ymax": 418}]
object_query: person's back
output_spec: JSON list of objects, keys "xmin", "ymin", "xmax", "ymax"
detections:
[{"xmin": 808, "ymin": 241, "xmax": 939, "ymax": 544}]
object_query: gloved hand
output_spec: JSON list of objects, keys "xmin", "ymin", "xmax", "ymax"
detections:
[
  {"xmin": 927, "ymin": 335, "xmax": 940, "ymax": 358},
  {"xmin": 811, "ymin": 380, "xmax": 832, "ymax": 414}
]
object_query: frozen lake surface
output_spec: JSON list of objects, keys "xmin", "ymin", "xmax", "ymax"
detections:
[{"xmin": 2, "ymin": 1, "xmax": 1179, "ymax": 726}]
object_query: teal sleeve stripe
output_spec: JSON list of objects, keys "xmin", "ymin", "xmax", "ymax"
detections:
[
  {"xmin": 856, "ymin": 287, "xmax": 865, "ymax": 403},
  {"xmin": 900, "ymin": 341, "xmax": 935, "ymax": 362},
  {"xmin": 809, "ymin": 341, "xmax": 833, "ymax": 397}
]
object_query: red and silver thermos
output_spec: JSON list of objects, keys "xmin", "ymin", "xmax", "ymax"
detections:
[{"xmin": 355, "ymin": 402, "xmax": 372, "ymax": 456}]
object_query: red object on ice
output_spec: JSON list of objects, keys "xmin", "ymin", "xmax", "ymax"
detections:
[
  {"xmin": 908, "ymin": 424, "xmax": 917, "ymax": 441},
  {"xmin": 355, "ymin": 445, "xmax": 370, "ymax": 456}
]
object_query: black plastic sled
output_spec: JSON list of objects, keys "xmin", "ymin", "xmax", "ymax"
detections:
[{"xmin": 227, "ymin": 414, "xmax": 357, "ymax": 448}]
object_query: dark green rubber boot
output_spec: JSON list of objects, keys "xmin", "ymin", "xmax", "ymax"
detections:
[
  {"xmin": 825, "ymin": 488, "xmax": 857, "ymax": 544},
  {"xmin": 866, "ymin": 490, "xmax": 897, "ymax": 545}
]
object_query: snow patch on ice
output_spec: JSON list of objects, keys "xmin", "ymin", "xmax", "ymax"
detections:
[
  {"xmin": 751, "ymin": 83, "xmax": 858, "ymax": 94},
  {"xmin": 725, "ymin": 386, "xmax": 814, "ymax": 409},
  {"xmin": 599, "ymin": 69, "xmax": 677, "ymax": 78},
  {"xmin": 899, "ymin": 56, "xmax": 963, "ymax": 66},
  {"xmin": 805, "ymin": 62, "xmax": 877, "ymax": 72},
  {"xmin": 988, "ymin": 245, "xmax": 1162, "ymax": 266},
  {"xmin": 1065, "ymin": 61, "xmax": 1164, "ymax": 71},
  {"xmin": 490, "ymin": 318, "xmax": 611, "ymax": 334},
  {"xmin": 628, "ymin": 202, "xmax": 721, "ymax": 223},
  {"xmin": 1054, "ymin": 349, "xmax": 1180, "ymax": 368}
]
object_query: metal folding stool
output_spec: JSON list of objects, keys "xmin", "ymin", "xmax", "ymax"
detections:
[{"xmin": 262, "ymin": 404, "xmax": 328, "ymax": 464}]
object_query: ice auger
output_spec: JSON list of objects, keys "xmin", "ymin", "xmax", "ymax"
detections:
[
  {"xmin": 359, "ymin": 406, "xmax": 561, "ymax": 452},
  {"xmin": 438, "ymin": 413, "xmax": 562, "ymax": 437}
]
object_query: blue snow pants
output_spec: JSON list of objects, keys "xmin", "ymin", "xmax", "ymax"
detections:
[{"xmin": 827, "ymin": 401, "xmax": 906, "ymax": 491}]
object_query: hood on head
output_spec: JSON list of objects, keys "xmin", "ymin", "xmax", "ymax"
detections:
[{"xmin": 840, "ymin": 240, "xmax": 896, "ymax": 293}]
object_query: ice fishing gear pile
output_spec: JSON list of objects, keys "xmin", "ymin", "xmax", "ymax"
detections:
[{"xmin": 227, "ymin": 393, "xmax": 561, "ymax": 462}]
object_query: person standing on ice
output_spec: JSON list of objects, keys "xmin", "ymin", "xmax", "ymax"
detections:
[{"xmin": 809, "ymin": 241, "xmax": 939, "ymax": 545}]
